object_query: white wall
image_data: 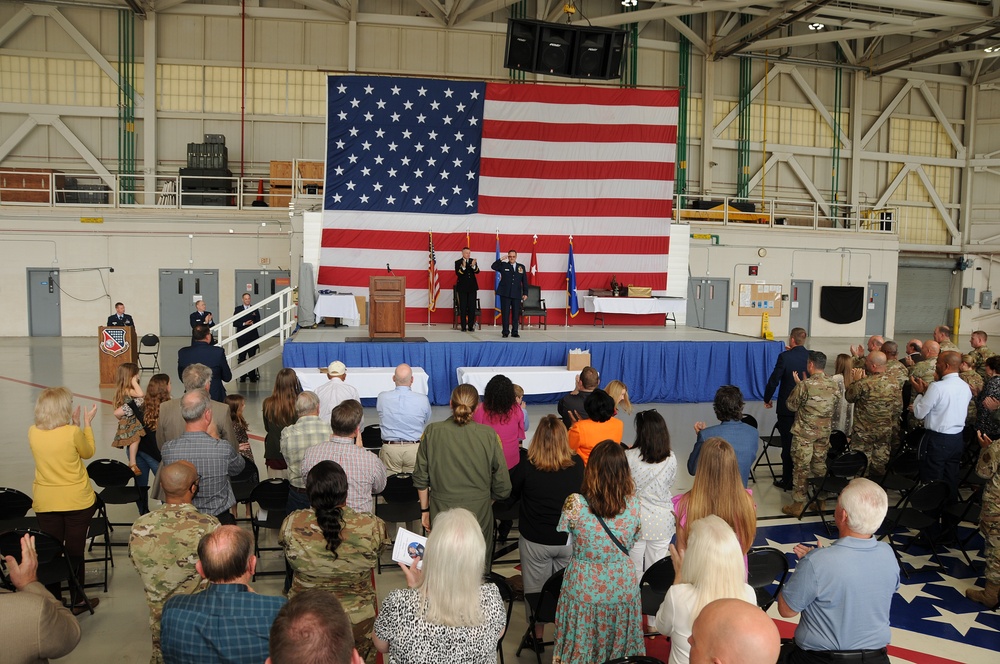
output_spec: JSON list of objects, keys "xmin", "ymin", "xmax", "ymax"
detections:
[
  {"xmin": 0, "ymin": 212, "xmax": 300, "ymax": 336},
  {"xmin": 686, "ymin": 223, "xmax": 899, "ymax": 339}
]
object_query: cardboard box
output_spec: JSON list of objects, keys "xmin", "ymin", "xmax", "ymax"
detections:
[
  {"xmin": 628, "ymin": 286, "xmax": 652, "ymax": 298},
  {"xmin": 355, "ymin": 295, "xmax": 367, "ymax": 325},
  {"xmin": 567, "ymin": 351, "xmax": 591, "ymax": 371}
]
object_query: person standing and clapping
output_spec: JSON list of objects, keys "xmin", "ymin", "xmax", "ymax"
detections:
[{"xmin": 454, "ymin": 247, "xmax": 480, "ymax": 332}]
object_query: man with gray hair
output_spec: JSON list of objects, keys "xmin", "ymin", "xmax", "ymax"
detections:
[
  {"xmin": 161, "ymin": 390, "xmax": 246, "ymax": 524},
  {"xmin": 934, "ymin": 324, "xmax": 958, "ymax": 353},
  {"xmin": 157, "ymin": 363, "xmax": 237, "ymax": 450},
  {"xmin": 778, "ymin": 478, "xmax": 898, "ymax": 664},
  {"xmin": 280, "ymin": 391, "xmax": 333, "ymax": 512}
]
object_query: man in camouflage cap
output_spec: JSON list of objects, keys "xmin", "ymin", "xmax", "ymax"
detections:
[
  {"xmin": 846, "ymin": 352, "xmax": 900, "ymax": 477},
  {"xmin": 970, "ymin": 330, "xmax": 995, "ymax": 380},
  {"xmin": 783, "ymin": 351, "xmax": 839, "ymax": 517},
  {"xmin": 129, "ymin": 460, "xmax": 220, "ymax": 663}
]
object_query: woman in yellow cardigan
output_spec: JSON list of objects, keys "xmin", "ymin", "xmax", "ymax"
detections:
[{"xmin": 28, "ymin": 386, "xmax": 99, "ymax": 614}]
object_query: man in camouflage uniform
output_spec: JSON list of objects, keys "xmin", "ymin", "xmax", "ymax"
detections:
[
  {"xmin": 881, "ymin": 341, "xmax": 908, "ymax": 452},
  {"xmin": 279, "ymin": 463, "xmax": 387, "ymax": 664},
  {"xmin": 960, "ymin": 354, "xmax": 984, "ymax": 425},
  {"xmin": 907, "ymin": 340, "xmax": 940, "ymax": 430},
  {"xmin": 935, "ymin": 325, "xmax": 959, "ymax": 353},
  {"xmin": 129, "ymin": 460, "xmax": 220, "ymax": 663},
  {"xmin": 783, "ymin": 351, "xmax": 839, "ymax": 517},
  {"xmin": 846, "ymin": 351, "xmax": 899, "ymax": 477},
  {"xmin": 970, "ymin": 330, "xmax": 995, "ymax": 380},
  {"xmin": 848, "ymin": 335, "xmax": 883, "ymax": 368},
  {"xmin": 967, "ymin": 431, "xmax": 1000, "ymax": 609}
]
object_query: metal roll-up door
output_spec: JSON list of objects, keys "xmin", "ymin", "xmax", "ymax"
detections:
[{"xmin": 894, "ymin": 259, "xmax": 955, "ymax": 336}]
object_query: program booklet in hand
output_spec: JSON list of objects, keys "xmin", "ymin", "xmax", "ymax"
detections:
[{"xmin": 392, "ymin": 528, "xmax": 427, "ymax": 570}]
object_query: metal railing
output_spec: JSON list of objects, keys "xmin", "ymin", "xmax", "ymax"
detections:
[
  {"xmin": 0, "ymin": 170, "xmax": 323, "ymax": 211},
  {"xmin": 212, "ymin": 288, "xmax": 297, "ymax": 369},
  {"xmin": 675, "ymin": 193, "xmax": 898, "ymax": 234}
]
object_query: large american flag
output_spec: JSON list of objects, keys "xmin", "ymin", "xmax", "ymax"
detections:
[{"xmin": 319, "ymin": 75, "xmax": 677, "ymax": 323}]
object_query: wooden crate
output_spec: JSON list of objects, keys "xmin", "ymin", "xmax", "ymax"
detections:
[
  {"xmin": 297, "ymin": 160, "xmax": 324, "ymax": 183},
  {"xmin": 270, "ymin": 161, "xmax": 293, "ymax": 188},
  {"xmin": 0, "ymin": 168, "xmax": 65, "ymax": 203},
  {"xmin": 269, "ymin": 185, "xmax": 292, "ymax": 209}
]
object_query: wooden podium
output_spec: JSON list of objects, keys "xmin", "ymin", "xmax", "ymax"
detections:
[
  {"xmin": 98, "ymin": 326, "xmax": 138, "ymax": 387},
  {"xmin": 369, "ymin": 276, "xmax": 406, "ymax": 339}
]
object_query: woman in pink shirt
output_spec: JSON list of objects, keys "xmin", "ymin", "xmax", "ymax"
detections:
[{"xmin": 473, "ymin": 374, "xmax": 525, "ymax": 470}]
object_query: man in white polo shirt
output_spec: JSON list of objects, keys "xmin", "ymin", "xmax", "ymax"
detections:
[{"xmin": 911, "ymin": 350, "xmax": 972, "ymax": 499}]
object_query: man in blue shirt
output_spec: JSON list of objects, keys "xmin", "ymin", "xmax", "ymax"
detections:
[
  {"xmin": 690, "ymin": 385, "xmax": 759, "ymax": 487},
  {"xmin": 376, "ymin": 363, "xmax": 432, "ymax": 474},
  {"xmin": 778, "ymin": 478, "xmax": 899, "ymax": 664},
  {"xmin": 161, "ymin": 526, "xmax": 286, "ymax": 664}
]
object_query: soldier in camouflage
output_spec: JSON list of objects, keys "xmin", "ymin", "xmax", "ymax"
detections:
[
  {"xmin": 970, "ymin": 330, "xmax": 995, "ymax": 380},
  {"xmin": 783, "ymin": 351, "xmax": 839, "ymax": 518},
  {"xmin": 935, "ymin": 325, "xmax": 959, "ymax": 353},
  {"xmin": 881, "ymin": 341, "xmax": 908, "ymax": 452},
  {"xmin": 907, "ymin": 340, "xmax": 940, "ymax": 430},
  {"xmin": 846, "ymin": 351, "xmax": 900, "ymax": 477},
  {"xmin": 129, "ymin": 461, "xmax": 220, "ymax": 664},
  {"xmin": 279, "ymin": 460, "xmax": 387, "ymax": 664},
  {"xmin": 848, "ymin": 335, "xmax": 883, "ymax": 369},
  {"xmin": 960, "ymin": 354, "xmax": 985, "ymax": 425},
  {"xmin": 967, "ymin": 431, "xmax": 1000, "ymax": 609}
]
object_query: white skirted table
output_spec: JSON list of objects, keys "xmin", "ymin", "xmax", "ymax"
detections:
[
  {"xmin": 294, "ymin": 367, "xmax": 429, "ymax": 398},
  {"xmin": 457, "ymin": 366, "xmax": 577, "ymax": 396},
  {"xmin": 313, "ymin": 293, "xmax": 361, "ymax": 327},
  {"xmin": 582, "ymin": 295, "xmax": 685, "ymax": 327}
]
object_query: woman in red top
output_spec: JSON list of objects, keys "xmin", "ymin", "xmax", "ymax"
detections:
[{"xmin": 472, "ymin": 374, "xmax": 525, "ymax": 470}]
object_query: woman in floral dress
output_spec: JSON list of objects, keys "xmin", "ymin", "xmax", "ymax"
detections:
[{"xmin": 553, "ymin": 440, "xmax": 643, "ymax": 663}]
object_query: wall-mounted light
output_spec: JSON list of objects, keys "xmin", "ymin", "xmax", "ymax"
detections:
[
  {"xmin": 621, "ymin": 0, "xmax": 637, "ymax": 6},
  {"xmin": 808, "ymin": 22, "xmax": 825, "ymax": 31}
]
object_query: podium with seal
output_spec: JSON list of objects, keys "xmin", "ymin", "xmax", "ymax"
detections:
[{"xmin": 98, "ymin": 326, "xmax": 138, "ymax": 387}]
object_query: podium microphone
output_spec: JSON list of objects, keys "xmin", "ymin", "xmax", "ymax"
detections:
[{"xmin": 386, "ymin": 263, "xmax": 395, "ymax": 275}]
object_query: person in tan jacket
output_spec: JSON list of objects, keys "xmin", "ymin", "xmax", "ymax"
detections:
[{"xmin": 0, "ymin": 533, "xmax": 81, "ymax": 663}]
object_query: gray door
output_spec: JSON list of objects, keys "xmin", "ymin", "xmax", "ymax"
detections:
[
  {"xmin": 865, "ymin": 282, "xmax": 889, "ymax": 337},
  {"xmin": 788, "ymin": 280, "xmax": 813, "ymax": 335},
  {"xmin": 159, "ymin": 269, "xmax": 220, "ymax": 337},
  {"xmin": 234, "ymin": 269, "xmax": 291, "ymax": 336},
  {"xmin": 895, "ymin": 267, "xmax": 951, "ymax": 336},
  {"xmin": 27, "ymin": 268, "xmax": 61, "ymax": 336},
  {"xmin": 687, "ymin": 277, "xmax": 729, "ymax": 333}
]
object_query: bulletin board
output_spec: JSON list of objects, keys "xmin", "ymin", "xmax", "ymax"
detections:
[{"xmin": 739, "ymin": 283, "xmax": 783, "ymax": 316}]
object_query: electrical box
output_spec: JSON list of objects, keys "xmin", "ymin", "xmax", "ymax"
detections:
[
  {"xmin": 749, "ymin": 265, "xmax": 759, "ymax": 276},
  {"xmin": 982, "ymin": 290, "xmax": 993, "ymax": 310},
  {"xmin": 963, "ymin": 287, "xmax": 976, "ymax": 307}
]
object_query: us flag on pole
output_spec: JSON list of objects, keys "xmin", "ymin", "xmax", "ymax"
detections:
[
  {"xmin": 320, "ymin": 75, "xmax": 677, "ymax": 323},
  {"xmin": 428, "ymin": 231, "xmax": 440, "ymax": 312}
]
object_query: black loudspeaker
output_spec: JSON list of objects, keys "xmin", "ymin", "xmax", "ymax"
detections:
[
  {"xmin": 503, "ymin": 18, "xmax": 627, "ymax": 80},
  {"xmin": 504, "ymin": 19, "xmax": 538, "ymax": 70},
  {"xmin": 538, "ymin": 25, "xmax": 575, "ymax": 75}
]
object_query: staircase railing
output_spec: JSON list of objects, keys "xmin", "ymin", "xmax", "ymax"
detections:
[{"xmin": 212, "ymin": 287, "xmax": 297, "ymax": 378}]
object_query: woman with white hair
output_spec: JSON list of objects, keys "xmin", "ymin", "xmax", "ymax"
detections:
[
  {"xmin": 373, "ymin": 508, "xmax": 506, "ymax": 664},
  {"xmin": 654, "ymin": 515, "xmax": 756, "ymax": 664}
]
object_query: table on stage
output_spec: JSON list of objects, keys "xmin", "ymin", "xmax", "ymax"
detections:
[
  {"xmin": 294, "ymin": 367, "xmax": 429, "ymax": 398},
  {"xmin": 314, "ymin": 293, "xmax": 361, "ymax": 326},
  {"xmin": 457, "ymin": 366, "xmax": 577, "ymax": 397},
  {"xmin": 582, "ymin": 295, "xmax": 685, "ymax": 327}
]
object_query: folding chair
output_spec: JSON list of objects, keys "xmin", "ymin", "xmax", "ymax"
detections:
[
  {"xmin": 231, "ymin": 460, "xmax": 261, "ymax": 525},
  {"xmin": 639, "ymin": 555, "xmax": 676, "ymax": 637},
  {"xmin": 492, "ymin": 498, "xmax": 520, "ymax": 563},
  {"xmin": 747, "ymin": 547, "xmax": 790, "ymax": 610},
  {"xmin": 0, "ymin": 528, "xmax": 94, "ymax": 613},
  {"xmin": 517, "ymin": 568, "xmax": 565, "ymax": 664},
  {"xmin": 0, "ymin": 487, "xmax": 33, "ymax": 521},
  {"xmin": 86, "ymin": 459, "xmax": 145, "ymax": 546},
  {"xmin": 879, "ymin": 480, "xmax": 951, "ymax": 579},
  {"xmin": 249, "ymin": 479, "xmax": 290, "ymax": 579},
  {"xmin": 361, "ymin": 424, "xmax": 383, "ymax": 456},
  {"xmin": 84, "ymin": 495, "xmax": 113, "ymax": 592},
  {"xmin": 801, "ymin": 450, "xmax": 868, "ymax": 535},
  {"xmin": 752, "ymin": 422, "xmax": 782, "ymax": 483},
  {"xmin": 488, "ymin": 571, "xmax": 516, "ymax": 664},
  {"xmin": 137, "ymin": 333, "xmax": 160, "ymax": 372},
  {"xmin": 375, "ymin": 474, "xmax": 422, "ymax": 574}
]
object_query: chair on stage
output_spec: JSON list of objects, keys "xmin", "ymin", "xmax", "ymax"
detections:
[
  {"xmin": 520, "ymin": 285, "xmax": 547, "ymax": 329},
  {"xmin": 452, "ymin": 286, "xmax": 482, "ymax": 330}
]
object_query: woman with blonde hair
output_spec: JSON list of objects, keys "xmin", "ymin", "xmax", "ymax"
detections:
[
  {"xmin": 508, "ymin": 415, "xmax": 584, "ymax": 598},
  {"xmin": 413, "ymin": 384, "xmax": 511, "ymax": 568},
  {"xmin": 373, "ymin": 508, "xmax": 506, "ymax": 664},
  {"xmin": 553, "ymin": 440, "xmax": 643, "ymax": 663},
  {"xmin": 654, "ymin": 515, "xmax": 756, "ymax": 664},
  {"xmin": 832, "ymin": 353, "xmax": 854, "ymax": 435},
  {"xmin": 28, "ymin": 387, "xmax": 99, "ymax": 614},
  {"xmin": 604, "ymin": 379, "xmax": 633, "ymax": 416},
  {"xmin": 673, "ymin": 437, "xmax": 756, "ymax": 555},
  {"xmin": 262, "ymin": 367, "xmax": 302, "ymax": 478}
]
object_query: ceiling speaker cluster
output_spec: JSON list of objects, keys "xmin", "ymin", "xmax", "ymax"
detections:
[{"xmin": 504, "ymin": 18, "xmax": 628, "ymax": 81}]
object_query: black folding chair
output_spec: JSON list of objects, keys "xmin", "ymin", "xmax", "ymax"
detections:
[
  {"xmin": 517, "ymin": 568, "xmax": 565, "ymax": 664},
  {"xmin": 639, "ymin": 555, "xmax": 675, "ymax": 636},
  {"xmin": 361, "ymin": 424, "xmax": 383, "ymax": 455},
  {"xmin": 827, "ymin": 429, "xmax": 849, "ymax": 460},
  {"xmin": 84, "ymin": 495, "xmax": 113, "ymax": 592},
  {"xmin": 801, "ymin": 450, "xmax": 868, "ymax": 535},
  {"xmin": 137, "ymin": 333, "xmax": 160, "ymax": 371},
  {"xmin": 375, "ymin": 474, "xmax": 422, "ymax": 574},
  {"xmin": 86, "ymin": 458, "xmax": 145, "ymax": 546},
  {"xmin": 747, "ymin": 546, "xmax": 790, "ymax": 610},
  {"xmin": 878, "ymin": 480, "xmax": 951, "ymax": 579},
  {"xmin": 249, "ymin": 478, "xmax": 290, "ymax": 579},
  {"xmin": 231, "ymin": 460, "xmax": 261, "ymax": 525},
  {"xmin": 492, "ymin": 499, "xmax": 520, "ymax": 563},
  {"xmin": 0, "ymin": 487, "xmax": 33, "ymax": 521},
  {"xmin": 0, "ymin": 528, "xmax": 94, "ymax": 613},
  {"xmin": 752, "ymin": 422, "xmax": 782, "ymax": 483},
  {"xmin": 488, "ymin": 571, "xmax": 515, "ymax": 664}
]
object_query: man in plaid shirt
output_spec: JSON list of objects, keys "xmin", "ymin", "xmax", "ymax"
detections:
[
  {"xmin": 280, "ymin": 391, "xmax": 333, "ymax": 513},
  {"xmin": 161, "ymin": 390, "xmax": 245, "ymax": 524},
  {"xmin": 301, "ymin": 399, "xmax": 387, "ymax": 514}
]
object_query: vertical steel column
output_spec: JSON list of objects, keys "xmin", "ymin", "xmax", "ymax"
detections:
[
  {"xmin": 676, "ymin": 15, "xmax": 691, "ymax": 197},
  {"xmin": 118, "ymin": 9, "xmax": 136, "ymax": 204},
  {"xmin": 736, "ymin": 17, "xmax": 751, "ymax": 198},
  {"xmin": 831, "ymin": 50, "xmax": 844, "ymax": 226}
]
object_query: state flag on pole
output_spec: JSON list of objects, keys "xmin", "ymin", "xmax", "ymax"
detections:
[
  {"xmin": 567, "ymin": 238, "xmax": 579, "ymax": 317},
  {"xmin": 529, "ymin": 235, "xmax": 539, "ymax": 285}
]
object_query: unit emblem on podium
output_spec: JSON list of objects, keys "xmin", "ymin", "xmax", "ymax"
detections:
[{"xmin": 101, "ymin": 328, "xmax": 130, "ymax": 357}]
